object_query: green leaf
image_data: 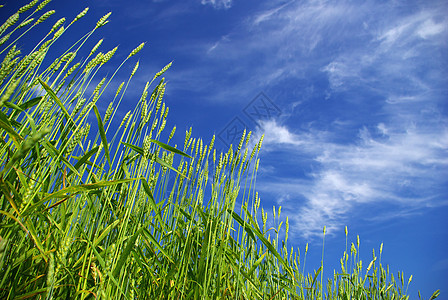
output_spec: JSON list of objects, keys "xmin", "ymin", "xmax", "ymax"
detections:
[
  {"xmin": 153, "ymin": 155, "xmax": 186, "ymax": 177},
  {"xmin": 25, "ymin": 217, "xmax": 48, "ymax": 262},
  {"xmin": 67, "ymin": 146, "xmax": 100, "ymax": 177},
  {"xmin": 311, "ymin": 266, "xmax": 322, "ymax": 288},
  {"xmin": 239, "ymin": 269, "xmax": 263, "ymax": 296},
  {"xmin": 19, "ymin": 96, "xmax": 43, "ymax": 110},
  {"xmin": 113, "ymin": 228, "xmax": 144, "ymax": 278},
  {"xmin": 2, "ymin": 100, "xmax": 24, "ymax": 111},
  {"xmin": 141, "ymin": 177, "xmax": 165, "ymax": 231},
  {"xmin": 23, "ymin": 178, "xmax": 138, "ymax": 216},
  {"xmin": 41, "ymin": 138, "xmax": 81, "ymax": 177},
  {"xmin": 121, "ymin": 141, "xmax": 143, "ymax": 155},
  {"xmin": 4, "ymin": 126, "xmax": 50, "ymax": 171},
  {"xmin": 121, "ymin": 142, "xmax": 188, "ymax": 178},
  {"xmin": 38, "ymin": 78, "xmax": 76, "ymax": 128},
  {"xmin": 46, "ymin": 178, "xmax": 138, "ymax": 200},
  {"xmin": 13, "ymin": 288, "xmax": 47, "ymax": 300},
  {"xmin": 247, "ymin": 251, "xmax": 267, "ymax": 276},
  {"xmin": 93, "ymin": 219, "xmax": 121, "ymax": 248},
  {"xmin": 149, "ymin": 138, "xmax": 192, "ymax": 158},
  {"xmin": 0, "ymin": 111, "xmax": 22, "ymax": 146},
  {"xmin": 78, "ymin": 224, "xmax": 129, "ymax": 300},
  {"xmin": 93, "ymin": 105, "xmax": 111, "ymax": 166},
  {"xmin": 228, "ymin": 207, "xmax": 295, "ymax": 280},
  {"xmin": 227, "ymin": 209, "xmax": 256, "ymax": 242},
  {"xmin": 142, "ymin": 227, "xmax": 173, "ymax": 263}
]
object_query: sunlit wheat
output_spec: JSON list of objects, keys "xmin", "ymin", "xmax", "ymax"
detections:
[{"xmin": 0, "ymin": 2, "xmax": 439, "ymax": 300}]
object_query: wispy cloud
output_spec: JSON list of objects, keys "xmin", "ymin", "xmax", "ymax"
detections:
[
  {"xmin": 417, "ymin": 19, "xmax": 446, "ymax": 39},
  {"xmin": 201, "ymin": 0, "xmax": 233, "ymax": 10},
  {"xmin": 252, "ymin": 1, "xmax": 292, "ymax": 26},
  {"xmin": 254, "ymin": 119, "xmax": 448, "ymax": 239},
  {"xmin": 256, "ymin": 120, "xmax": 304, "ymax": 147},
  {"xmin": 320, "ymin": 7, "xmax": 448, "ymax": 93}
]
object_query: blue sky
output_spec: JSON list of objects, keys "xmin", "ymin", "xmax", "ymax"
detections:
[{"xmin": 2, "ymin": 0, "xmax": 447, "ymax": 297}]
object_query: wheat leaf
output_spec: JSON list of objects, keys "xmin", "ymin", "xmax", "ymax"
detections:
[{"xmin": 93, "ymin": 104, "xmax": 111, "ymax": 166}]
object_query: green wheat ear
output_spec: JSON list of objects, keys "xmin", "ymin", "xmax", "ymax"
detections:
[
  {"xmin": 36, "ymin": 0, "xmax": 52, "ymax": 12},
  {"xmin": 96, "ymin": 12, "xmax": 111, "ymax": 28},
  {"xmin": 18, "ymin": 0, "xmax": 39, "ymax": 14}
]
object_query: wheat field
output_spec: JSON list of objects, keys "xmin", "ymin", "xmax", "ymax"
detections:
[{"xmin": 0, "ymin": 1, "xmax": 440, "ymax": 299}]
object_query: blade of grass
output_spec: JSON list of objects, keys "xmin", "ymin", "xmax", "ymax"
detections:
[
  {"xmin": 22, "ymin": 178, "xmax": 138, "ymax": 216},
  {"xmin": 121, "ymin": 141, "xmax": 187, "ymax": 178},
  {"xmin": 149, "ymin": 138, "xmax": 191, "ymax": 158},
  {"xmin": 38, "ymin": 78, "xmax": 76, "ymax": 128},
  {"xmin": 41, "ymin": 138, "xmax": 81, "ymax": 177},
  {"xmin": 228, "ymin": 207, "xmax": 295, "ymax": 281},
  {"xmin": 93, "ymin": 219, "xmax": 120, "ymax": 248},
  {"xmin": 78, "ymin": 224, "xmax": 129, "ymax": 300},
  {"xmin": 112, "ymin": 227, "xmax": 143, "ymax": 278},
  {"xmin": 141, "ymin": 177, "xmax": 166, "ymax": 231},
  {"xmin": 68, "ymin": 146, "xmax": 100, "ymax": 176},
  {"xmin": 93, "ymin": 104, "xmax": 111, "ymax": 166}
]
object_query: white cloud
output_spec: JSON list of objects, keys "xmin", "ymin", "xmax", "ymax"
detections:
[
  {"xmin": 201, "ymin": 0, "xmax": 232, "ymax": 9},
  {"xmin": 417, "ymin": 19, "xmax": 447, "ymax": 39},
  {"xmin": 252, "ymin": 2, "xmax": 292, "ymax": 26},
  {"xmin": 256, "ymin": 120, "xmax": 303, "ymax": 147},
  {"xmin": 321, "ymin": 61, "xmax": 355, "ymax": 90},
  {"xmin": 207, "ymin": 35, "xmax": 231, "ymax": 53},
  {"xmin": 162, "ymin": 0, "xmax": 447, "ymax": 105},
  {"xmin": 255, "ymin": 122, "xmax": 448, "ymax": 239},
  {"xmin": 250, "ymin": 103, "xmax": 447, "ymax": 240},
  {"xmin": 320, "ymin": 7, "xmax": 446, "ymax": 95}
]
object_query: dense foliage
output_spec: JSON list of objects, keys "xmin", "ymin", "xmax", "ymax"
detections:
[{"xmin": 0, "ymin": 1, "xmax": 440, "ymax": 299}]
